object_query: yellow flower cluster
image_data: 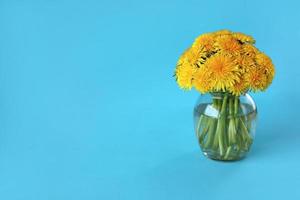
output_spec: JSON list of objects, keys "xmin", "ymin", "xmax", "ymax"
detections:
[{"xmin": 174, "ymin": 30, "xmax": 275, "ymax": 95}]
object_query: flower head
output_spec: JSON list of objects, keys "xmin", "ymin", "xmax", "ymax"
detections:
[
  {"xmin": 243, "ymin": 44, "xmax": 259, "ymax": 58},
  {"xmin": 193, "ymin": 67, "xmax": 213, "ymax": 93},
  {"xmin": 233, "ymin": 32, "xmax": 255, "ymax": 44},
  {"xmin": 215, "ymin": 35, "xmax": 242, "ymax": 54},
  {"xmin": 214, "ymin": 29, "xmax": 232, "ymax": 36},
  {"xmin": 175, "ymin": 64, "xmax": 195, "ymax": 90},
  {"xmin": 192, "ymin": 33, "xmax": 215, "ymax": 53},
  {"xmin": 234, "ymin": 55, "xmax": 255, "ymax": 73},
  {"xmin": 255, "ymin": 53, "xmax": 275, "ymax": 86},
  {"xmin": 204, "ymin": 53, "xmax": 240, "ymax": 91},
  {"xmin": 245, "ymin": 66, "xmax": 268, "ymax": 91},
  {"xmin": 229, "ymin": 75, "xmax": 248, "ymax": 96},
  {"xmin": 175, "ymin": 48, "xmax": 198, "ymax": 89}
]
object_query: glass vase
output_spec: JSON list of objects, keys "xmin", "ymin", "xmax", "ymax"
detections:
[{"xmin": 193, "ymin": 92, "xmax": 257, "ymax": 161}]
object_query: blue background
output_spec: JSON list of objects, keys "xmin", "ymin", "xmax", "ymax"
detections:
[{"xmin": 0, "ymin": 0, "xmax": 299, "ymax": 199}]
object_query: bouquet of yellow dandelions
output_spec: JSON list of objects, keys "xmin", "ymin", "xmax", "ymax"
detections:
[{"xmin": 174, "ymin": 30, "xmax": 275, "ymax": 160}]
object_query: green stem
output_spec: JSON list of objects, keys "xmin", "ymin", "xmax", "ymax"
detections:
[
  {"xmin": 203, "ymin": 119, "xmax": 216, "ymax": 149},
  {"xmin": 198, "ymin": 117, "xmax": 209, "ymax": 145},
  {"xmin": 224, "ymin": 96, "xmax": 236, "ymax": 159},
  {"xmin": 196, "ymin": 115, "xmax": 203, "ymax": 138},
  {"xmin": 214, "ymin": 94, "xmax": 228, "ymax": 157}
]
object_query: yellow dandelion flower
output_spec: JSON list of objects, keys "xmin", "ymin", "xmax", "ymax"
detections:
[
  {"xmin": 256, "ymin": 52, "xmax": 272, "ymax": 65},
  {"xmin": 235, "ymin": 54, "xmax": 256, "ymax": 73},
  {"xmin": 255, "ymin": 53, "xmax": 275, "ymax": 86},
  {"xmin": 215, "ymin": 35, "xmax": 242, "ymax": 54},
  {"xmin": 188, "ymin": 46, "xmax": 208, "ymax": 64},
  {"xmin": 175, "ymin": 49, "xmax": 198, "ymax": 89},
  {"xmin": 175, "ymin": 63, "xmax": 196, "ymax": 90},
  {"xmin": 265, "ymin": 62, "xmax": 275, "ymax": 86},
  {"xmin": 192, "ymin": 33, "xmax": 215, "ymax": 52},
  {"xmin": 229, "ymin": 75, "xmax": 248, "ymax": 96},
  {"xmin": 179, "ymin": 48, "xmax": 199, "ymax": 64},
  {"xmin": 214, "ymin": 29, "xmax": 232, "ymax": 36},
  {"xmin": 245, "ymin": 66, "xmax": 268, "ymax": 91},
  {"xmin": 233, "ymin": 32, "xmax": 255, "ymax": 44},
  {"xmin": 242, "ymin": 44, "xmax": 259, "ymax": 58},
  {"xmin": 204, "ymin": 54, "xmax": 240, "ymax": 91},
  {"xmin": 193, "ymin": 67, "xmax": 213, "ymax": 93}
]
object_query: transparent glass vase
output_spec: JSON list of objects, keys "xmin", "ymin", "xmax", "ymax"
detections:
[{"xmin": 194, "ymin": 92, "xmax": 257, "ymax": 161}]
